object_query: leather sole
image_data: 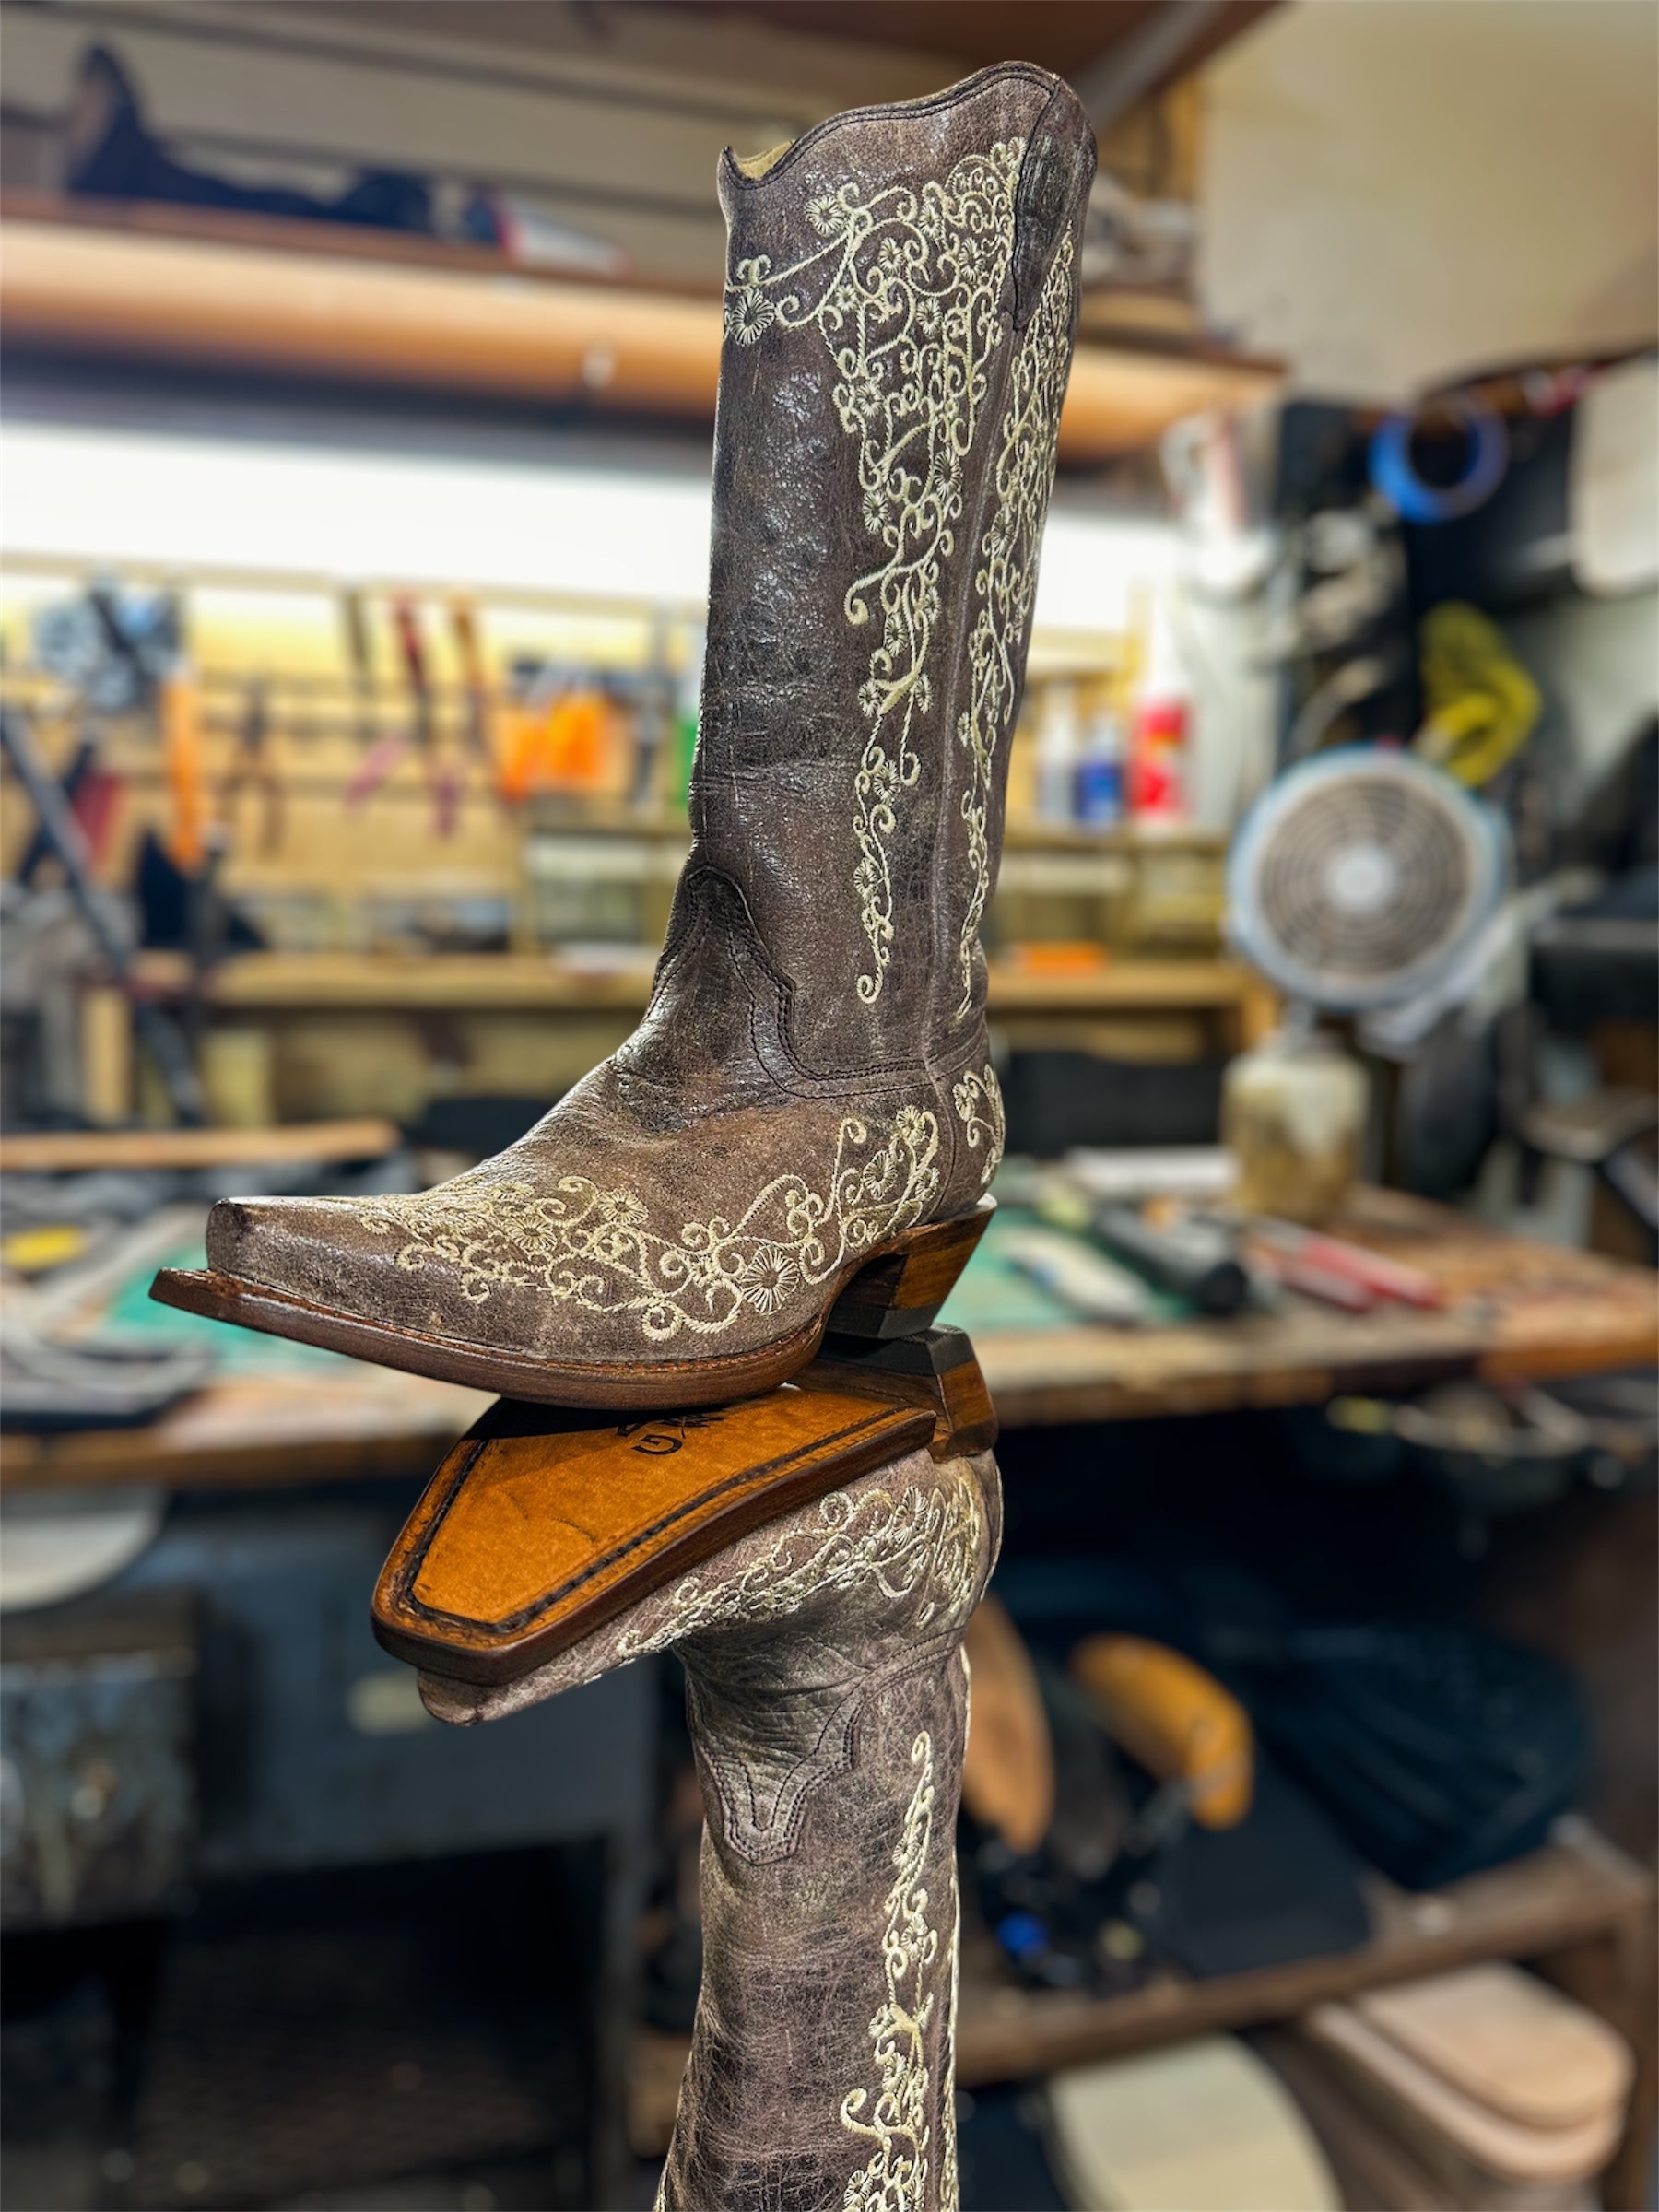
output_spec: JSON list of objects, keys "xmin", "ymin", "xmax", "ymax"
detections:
[{"xmin": 148, "ymin": 1197, "xmax": 994, "ymax": 1411}]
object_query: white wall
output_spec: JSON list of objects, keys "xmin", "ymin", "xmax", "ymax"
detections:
[{"xmin": 1200, "ymin": 0, "xmax": 1659, "ymax": 402}]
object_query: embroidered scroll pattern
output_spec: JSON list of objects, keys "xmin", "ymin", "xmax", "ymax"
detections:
[
  {"xmin": 355, "ymin": 1107, "xmax": 940, "ymax": 1343},
  {"xmin": 841, "ymin": 1730, "xmax": 940, "ymax": 2211},
  {"xmin": 950, "ymin": 1064, "xmax": 1005, "ymax": 1188},
  {"xmin": 724, "ymin": 141, "xmax": 1025, "ymax": 1006},
  {"xmin": 954, "ymin": 232, "xmax": 1076, "ymax": 1018},
  {"xmin": 616, "ymin": 1473, "xmax": 983, "ymax": 1658}
]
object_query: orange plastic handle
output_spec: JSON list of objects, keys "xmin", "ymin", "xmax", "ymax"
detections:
[{"xmin": 1071, "ymin": 1632, "xmax": 1253, "ymax": 1830}]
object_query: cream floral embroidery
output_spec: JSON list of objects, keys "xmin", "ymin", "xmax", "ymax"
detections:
[
  {"xmin": 955, "ymin": 232, "xmax": 1077, "ymax": 1018},
  {"xmin": 724, "ymin": 141, "xmax": 1025, "ymax": 1006},
  {"xmin": 355, "ymin": 1108, "xmax": 939, "ymax": 1343},
  {"xmin": 841, "ymin": 1731, "xmax": 940, "ymax": 2211},
  {"xmin": 950, "ymin": 1064, "xmax": 1005, "ymax": 1187},
  {"xmin": 617, "ymin": 1474, "xmax": 982, "ymax": 1658}
]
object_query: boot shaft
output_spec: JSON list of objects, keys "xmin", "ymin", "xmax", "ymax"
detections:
[{"xmin": 689, "ymin": 65, "xmax": 1094, "ymax": 1077}]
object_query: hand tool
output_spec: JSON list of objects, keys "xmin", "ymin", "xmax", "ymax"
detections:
[
  {"xmin": 1090, "ymin": 1204, "xmax": 1250, "ymax": 1316},
  {"xmin": 346, "ymin": 597, "xmax": 460, "ymax": 833},
  {"xmin": 449, "ymin": 598, "xmax": 496, "ymax": 769},
  {"xmin": 1072, "ymin": 1633, "xmax": 1254, "ymax": 1830},
  {"xmin": 1, "ymin": 705, "xmax": 205, "ymax": 1123},
  {"xmin": 1249, "ymin": 1218, "xmax": 1444, "ymax": 1308},
  {"xmin": 340, "ymin": 588, "xmax": 378, "ymax": 752},
  {"xmin": 999, "ymin": 1224, "xmax": 1152, "ymax": 1324},
  {"xmin": 219, "ymin": 678, "xmax": 284, "ymax": 857}
]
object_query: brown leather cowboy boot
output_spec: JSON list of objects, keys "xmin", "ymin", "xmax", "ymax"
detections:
[
  {"xmin": 156, "ymin": 65, "xmax": 1094, "ymax": 1407},
  {"xmin": 423, "ymin": 1441, "xmax": 1001, "ymax": 2211}
]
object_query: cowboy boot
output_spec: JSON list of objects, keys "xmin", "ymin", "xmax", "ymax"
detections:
[
  {"xmin": 422, "ymin": 1441, "xmax": 1001, "ymax": 2212},
  {"xmin": 156, "ymin": 64, "xmax": 1095, "ymax": 1406}
]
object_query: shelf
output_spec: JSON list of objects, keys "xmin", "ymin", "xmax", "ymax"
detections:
[
  {"xmin": 128, "ymin": 947, "xmax": 1265, "ymax": 1019},
  {"xmin": 0, "ymin": 201, "xmax": 1284, "ymax": 462},
  {"xmin": 952, "ymin": 1827, "xmax": 1654, "ymax": 2087},
  {"xmin": 629, "ymin": 1826, "xmax": 1656, "ymax": 2175}
]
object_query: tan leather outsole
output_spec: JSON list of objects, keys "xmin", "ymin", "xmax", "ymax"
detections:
[{"xmin": 148, "ymin": 1196, "xmax": 993, "ymax": 1410}]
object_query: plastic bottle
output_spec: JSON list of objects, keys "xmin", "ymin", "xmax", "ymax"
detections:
[
  {"xmin": 1074, "ymin": 698, "xmax": 1126, "ymax": 827},
  {"xmin": 1036, "ymin": 681, "xmax": 1081, "ymax": 823},
  {"xmin": 1128, "ymin": 596, "xmax": 1190, "ymax": 820}
]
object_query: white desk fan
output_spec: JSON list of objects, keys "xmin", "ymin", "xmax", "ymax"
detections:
[{"xmin": 1224, "ymin": 746, "xmax": 1509, "ymax": 1218}]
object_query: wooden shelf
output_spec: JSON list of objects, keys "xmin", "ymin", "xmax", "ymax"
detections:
[
  {"xmin": 952, "ymin": 1826, "xmax": 1654, "ymax": 2086},
  {"xmin": 128, "ymin": 947, "xmax": 1265, "ymax": 1020},
  {"xmin": 629, "ymin": 1826, "xmax": 1656, "ymax": 2197},
  {"xmin": 0, "ymin": 203, "xmax": 1284, "ymax": 461}
]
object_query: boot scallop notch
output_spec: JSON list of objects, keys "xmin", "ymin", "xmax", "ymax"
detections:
[{"xmin": 153, "ymin": 65, "xmax": 1092, "ymax": 1407}]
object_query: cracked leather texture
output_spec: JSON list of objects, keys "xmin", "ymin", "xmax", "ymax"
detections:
[
  {"xmin": 423, "ymin": 1443, "xmax": 1002, "ymax": 2212},
  {"xmin": 205, "ymin": 64, "xmax": 1093, "ymax": 1379}
]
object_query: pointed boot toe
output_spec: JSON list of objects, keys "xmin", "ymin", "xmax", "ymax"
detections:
[{"xmin": 153, "ymin": 62, "xmax": 1094, "ymax": 1408}]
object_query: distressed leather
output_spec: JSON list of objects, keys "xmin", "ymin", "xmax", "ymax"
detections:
[
  {"xmin": 206, "ymin": 65, "xmax": 1094, "ymax": 1380},
  {"xmin": 424, "ymin": 1443, "xmax": 1002, "ymax": 2211}
]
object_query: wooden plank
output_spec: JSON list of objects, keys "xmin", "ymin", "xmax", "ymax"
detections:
[
  {"xmin": 0, "ymin": 1371, "xmax": 491, "ymax": 1494},
  {"xmin": 124, "ymin": 947, "xmax": 1263, "ymax": 1018},
  {"xmin": 627, "ymin": 1830, "xmax": 1654, "ymax": 2156},
  {"xmin": 952, "ymin": 1831, "xmax": 1655, "ymax": 2086},
  {"xmin": 0, "ymin": 1118, "xmax": 400, "ymax": 1173},
  {"xmin": 0, "ymin": 217, "xmax": 1283, "ymax": 462}
]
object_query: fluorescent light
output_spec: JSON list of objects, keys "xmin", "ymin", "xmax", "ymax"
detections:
[{"xmin": 1, "ymin": 420, "xmax": 1171, "ymax": 632}]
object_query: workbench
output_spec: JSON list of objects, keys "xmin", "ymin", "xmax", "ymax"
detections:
[{"xmin": 6, "ymin": 1185, "xmax": 1653, "ymax": 1494}]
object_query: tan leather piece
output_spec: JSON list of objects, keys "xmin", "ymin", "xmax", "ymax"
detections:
[
  {"xmin": 163, "ymin": 62, "xmax": 1094, "ymax": 1401},
  {"xmin": 1301, "ymin": 1990, "xmax": 1629, "ymax": 2187},
  {"xmin": 961, "ymin": 1593, "xmax": 1054, "ymax": 1853},
  {"xmin": 1355, "ymin": 1964, "xmax": 1634, "ymax": 2133}
]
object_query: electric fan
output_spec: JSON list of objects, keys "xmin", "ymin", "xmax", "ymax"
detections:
[
  {"xmin": 1229, "ymin": 747, "xmax": 1508, "ymax": 1015},
  {"xmin": 1224, "ymin": 747, "xmax": 1509, "ymax": 1221}
]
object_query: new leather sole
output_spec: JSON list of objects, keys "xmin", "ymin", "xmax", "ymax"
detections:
[{"xmin": 148, "ymin": 1197, "xmax": 993, "ymax": 1410}]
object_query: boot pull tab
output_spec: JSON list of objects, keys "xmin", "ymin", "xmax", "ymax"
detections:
[{"xmin": 1008, "ymin": 86, "xmax": 1097, "ymax": 332}]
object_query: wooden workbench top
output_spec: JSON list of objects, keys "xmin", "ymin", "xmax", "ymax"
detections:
[
  {"xmin": 3, "ymin": 1187, "xmax": 1653, "ymax": 1492},
  {"xmin": 978, "ymin": 1186, "xmax": 1659, "ymax": 1427}
]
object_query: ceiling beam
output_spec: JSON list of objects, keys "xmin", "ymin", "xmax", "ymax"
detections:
[{"xmin": 1071, "ymin": 0, "xmax": 1233, "ymax": 131}]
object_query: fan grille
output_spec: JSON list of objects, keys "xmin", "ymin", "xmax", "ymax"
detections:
[{"xmin": 1251, "ymin": 770, "xmax": 1480, "ymax": 994}]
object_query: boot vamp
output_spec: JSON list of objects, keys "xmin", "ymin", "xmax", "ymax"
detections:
[{"xmin": 206, "ymin": 1067, "xmax": 955, "ymax": 1367}]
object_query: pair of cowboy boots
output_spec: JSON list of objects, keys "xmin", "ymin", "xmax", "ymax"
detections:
[{"xmin": 158, "ymin": 60, "xmax": 1095, "ymax": 2212}]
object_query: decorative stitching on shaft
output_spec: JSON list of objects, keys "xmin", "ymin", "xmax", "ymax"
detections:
[
  {"xmin": 724, "ymin": 140, "xmax": 1026, "ymax": 1008},
  {"xmin": 955, "ymin": 230, "xmax": 1076, "ymax": 1018}
]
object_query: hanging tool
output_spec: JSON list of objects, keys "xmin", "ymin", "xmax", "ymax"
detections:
[
  {"xmin": 160, "ymin": 661, "xmax": 208, "ymax": 875},
  {"xmin": 1, "ymin": 706, "xmax": 205, "ymax": 1124},
  {"xmin": 449, "ymin": 598, "xmax": 496, "ymax": 770},
  {"xmin": 220, "ymin": 677, "xmax": 285, "ymax": 857},
  {"xmin": 341, "ymin": 588, "xmax": 378, "ymax": 752},
  {"xmin": 16, "ymin": 732, "xmax": 121, "ymax": 884},
  {"xmin": 346, "ymin": 598, "xmax": 461, "ymax": 834}
]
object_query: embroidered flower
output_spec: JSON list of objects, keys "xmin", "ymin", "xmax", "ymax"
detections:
[
  {"xmin": 806, "ymin": 191, "xmax": 853, "ymax": 239},
  {"xmin": 736, "ymin": 1246, "xmax": 801, "ymax": 1314},
  {"xmin": 724, "ymin": 285, "xmax": 776, "ymax": 347}
]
